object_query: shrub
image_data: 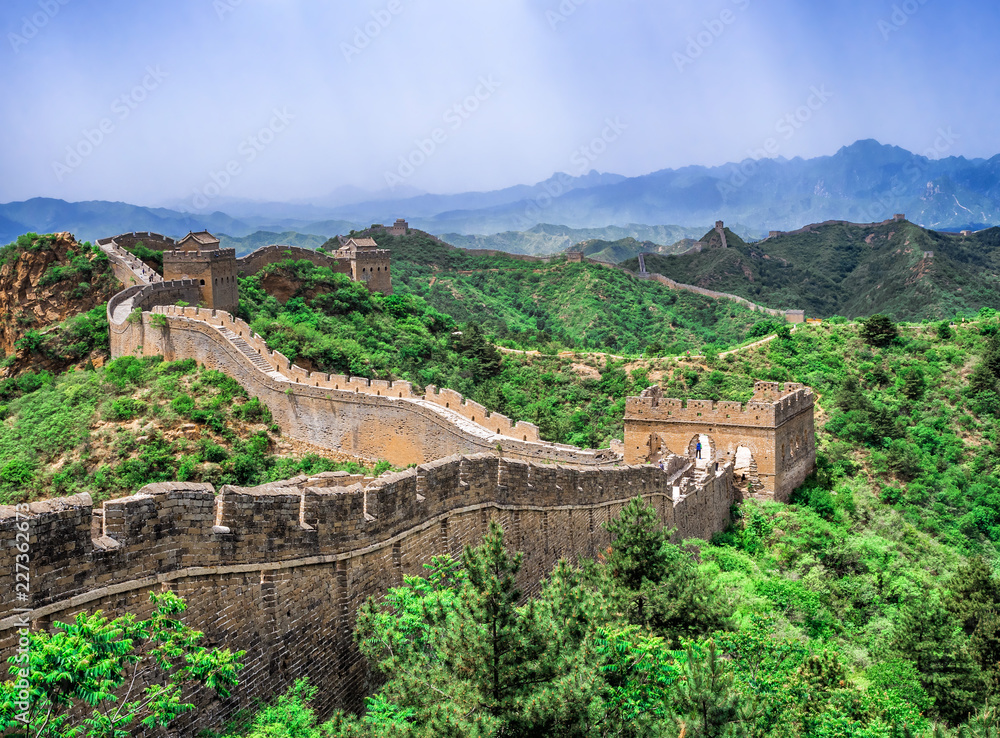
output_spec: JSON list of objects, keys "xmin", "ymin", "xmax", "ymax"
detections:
[
  {"xmin": 170, "ymin": 393, "xmax": 195, "ymax": 416},
  {"xmin": 107, "ymin": 396, "xmax": 143, "ymax": 420}
]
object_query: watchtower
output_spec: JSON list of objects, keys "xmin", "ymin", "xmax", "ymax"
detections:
[
  {"xmin": 162, "ymin": 231, "xmax": 239, "ymax": 312},
  {"xmin": 623, "ymin": 381, "xmax": 816, "ymax": 502},
  {"xmin": 386, "ymin": 218, "xmax": 409, "ymax": 236},
  {"xmin": 333, "ymin": 236, "xmax": 392, "ymax": 294}
]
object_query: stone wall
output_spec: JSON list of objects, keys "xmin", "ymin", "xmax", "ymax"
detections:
[
  {"xmin": 235, "ymin": 245, "xmax": 351, "ymax": 278},
  {"xmin": 235, "ymin": 244, "xmax": 392, "ymax": 295},
  {"xmin": 99, "ymin": 231, "xmax": 176, "ymax": 252},
  {"xmin": 109, "ymin": 302, "xmax": 620, "ymax": 466},
  {"xmin": 2, "ymin": 452, "xmax": 734, "ymax": 734},
  {"xmin": 97, "ymin": 235, "xmax": 164, "ymax": 287}
]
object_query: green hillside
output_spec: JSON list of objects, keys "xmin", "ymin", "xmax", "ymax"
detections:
[
  {"xmin": 8, "ymin": 231, "xmax": 1000, "ymax": 735},
  {"xmin": 358, "ymin": 230, "xmax": 772, "ymax": 354},
  {"xmin": 438, "ymin": 222, "xmax": 709, "ymax": 256},
  {"xmin": 571, "ymin": 235, "xmax": 693, "ymax": 263},
  {"xmin": 623, "ymin": 222, "xmax": 1000, "ymax": 320}
]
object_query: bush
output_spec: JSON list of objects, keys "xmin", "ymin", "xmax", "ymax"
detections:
[
  {"xmin": 170, "ymin": 393, "xmax": 195, "ymax": 416},
  {"xmin": 107, "ymin": 397, "xmax": 143, "ymax": 420}
]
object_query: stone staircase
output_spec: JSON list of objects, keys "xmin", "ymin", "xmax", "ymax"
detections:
[{"xmin": 217, "ymin": 327, "xmax": 288, "ymax": 380}]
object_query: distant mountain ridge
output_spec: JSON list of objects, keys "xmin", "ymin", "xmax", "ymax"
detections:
[
  {"xmin": 267, "ymin": 139, "xmax": 1000, "ymax": 234},
  {"xmin": 439, "ymin": 223, "xmax": 711, "ymax": 256},
  {"xmin": 4, "ymin": 139, "xmax": 998, "ymax": 245},
  {"xmin": 621, "ymin": 220, "xmax": 1000, "ymax": 321}
]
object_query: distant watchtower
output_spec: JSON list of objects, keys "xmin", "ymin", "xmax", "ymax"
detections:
[
  {"xmin": 386, "ymin": 218, "xmax": 409, "ymax": 236},
  {"xmin": 714, "ymin": 220, "xmax": 729, "ymax": 248},
  {"xmin": 163, "ymin": 231, "xmax": 239, "ymax": 312},
  {"xmin": 623, "ymin": 381, "xmax": 816, "ymax": 502}
]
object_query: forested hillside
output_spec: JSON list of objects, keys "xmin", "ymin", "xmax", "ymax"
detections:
[
  {"xmin": 354, "ymin": 230, "xmax": 770, "ymax": 354},
  {"xmin": 625, "ymin": 222, "xmax": 1000, "ymax": 320},
  {"xmin": 570, "ymin": 235, "xmax": 692, "ymax": 263}
]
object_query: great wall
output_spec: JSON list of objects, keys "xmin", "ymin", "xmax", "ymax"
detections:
[{"xmin": 2, "ymin": 226, "xmax": 816, "ymax": 733}]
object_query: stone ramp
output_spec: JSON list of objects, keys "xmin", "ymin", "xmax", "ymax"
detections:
[
  {"xmin": 111, "ymin": 300, "xmax": 134, "ymax": 324},
  {"xmin": 99, "ymin": 237, "xmax": 163, "ymax": 286}
]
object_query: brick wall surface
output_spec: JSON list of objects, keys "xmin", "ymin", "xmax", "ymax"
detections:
[{"xmin": 3, "ymin": 453, "xmax": 733, "ymax": 733}]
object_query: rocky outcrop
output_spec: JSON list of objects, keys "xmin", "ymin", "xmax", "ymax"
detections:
[{"xmin": 0, "ymin": 233, "xmax": 118, "ymax": 374}]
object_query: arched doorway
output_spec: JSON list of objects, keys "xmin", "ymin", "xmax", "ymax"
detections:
[
  {"xmin": 686, "ymin": 434, "xmax": 715, "ymax": 469},
  {"xmin": 733, "ymin": 444, "xmax": 761, "ymax": 494}
]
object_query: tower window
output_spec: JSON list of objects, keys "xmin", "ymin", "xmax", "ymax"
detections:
[{"xmin": 200, "ymin": 279, "xmax": 205, "ymax": 285}]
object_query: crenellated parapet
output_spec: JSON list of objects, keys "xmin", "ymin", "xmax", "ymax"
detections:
[
  {"xmin": 109, "ymin": 303, "xmax": 616, "ymax": 466},
  {"xmin": 98, "ymin": 234, "xmax": 165, "ymax": 287},
  {"xmin": 1, "ymin": 451, "xmax": 728, "ymax": 627},
  {"xmin": 1, "ymin": 450, "xmax": 734, "ymax": 732},
  {"xmin": 235, "ymin": 242, "xmax": 392, "ymax": 295},
  {"xmin": 235, "ymin": 244, "xmax": 352, "ymax": 278},
  {"xmin": 625, "ymin": 382, "xmax": 814, "ymax": 429},
  {"xmin": 97, "ymin": 231, "xmax": 177, "ymax": 251}
]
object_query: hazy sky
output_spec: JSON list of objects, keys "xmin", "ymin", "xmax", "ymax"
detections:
[{"xmin": 1, "ymin": 0, "xmax": 997, "ymax": 207}]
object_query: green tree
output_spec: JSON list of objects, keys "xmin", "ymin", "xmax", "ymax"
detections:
[
  {"xmin": 350, "ymin": 524, "xmax": 603, "ymax": 736},
  {"xmin": 901, "ymin": 367, "xmax": 927, "ymax": 401},
  {"xmin": 947, "ymin": 558, "xmax": 1000, "ymax": 690},
  {"xmin": 890, "ymin": 592, "xmax": 986, "ymax": 724},
  {"xmin": 0, "ymin": 591, "xmax": 244, "ymax": 738},
  {"xmin": 604, "ymin": 497, "xmax": 729, "ymax": 645},
  {"xmin": 673, "ymin": 640, "xmax": 741, "ymax": 738},
  {"xmin": 860, "ymin": 314, "xmax": 898, "ymax": 347}
]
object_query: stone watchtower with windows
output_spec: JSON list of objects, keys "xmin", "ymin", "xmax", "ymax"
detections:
[
  {"xmin": 623, "ymin": 381, "xmax": 816, "ymax": 502},
  {"xmin": 333, "ymin": 236, "xmax": 392, "ymax": 294},
  {"xmin": 162, "ymin": 231, "xmax": 239, "ymax": 313}
]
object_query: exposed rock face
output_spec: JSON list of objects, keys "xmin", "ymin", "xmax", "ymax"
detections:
[
  {"xmin": 0, "ymin": 232, "xmax": 118, "ymax": 373},
  {"xmin": 258, "ymin": 266, "xmax": 332, "ymax": 304}
]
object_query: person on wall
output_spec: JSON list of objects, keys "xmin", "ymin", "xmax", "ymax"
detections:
[{"xmin": 696, "ymin": 441, "xmax": 702, "ymax": 459}]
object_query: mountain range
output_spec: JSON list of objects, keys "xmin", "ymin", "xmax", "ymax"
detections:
[
  {"xmin": 3, "ymin": 140, "xmax": 998, "ymax": 246},
  {"xmin": 257, "ymin": 139, "xmax": 1000, "ymax": 235}
]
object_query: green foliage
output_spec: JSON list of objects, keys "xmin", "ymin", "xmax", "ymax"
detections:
[
  {"xmin": 125, "ymin": 240, "xmax": 164, "ymax": 269},
  {"xmin": 0, "ymin": 591, "xmax": 244, "ymax": 738},
  {"xmin": 378, "ymin": 230, "xmax": 772, "ymax": 355},
  {"xmin": 889, "ymin": 592, "xmax": 986, "ymax": 723},
  {"xmin": 861, "ymin": 315, "xmax": 900, "ymax": 347},
  {"xmin": 604, "ymin": 497, "xmax": 730, "ymax": 645},
  {"xmin": 0, "ymin": 356, "xmax": 390, "ymax": 503}
]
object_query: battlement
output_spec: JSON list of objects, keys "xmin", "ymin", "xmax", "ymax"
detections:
[
  {"xmin": 235, "ymin": 244, "xmax": 350, "ymax": 277},
  {"xmin": 625, "ymin": 382, "xmax": 814, "ymax": 428},
  {"xmin": 339, "ymin": 248, "xmax": 391, "ymax": 261},
  {"xmin": 1, "ymin": 450, "xmax": 728, "ymax": 623},
  {"xmin": 99, "ymin": 236, "xmax": 164, "ymax": 286},
  {"xmin": 164, "ymin": 248, "xmax": 237, "ymax": 262},
  {"xmin": 97, "ymin": 231, "xmax": 177, "ymax": 251}
]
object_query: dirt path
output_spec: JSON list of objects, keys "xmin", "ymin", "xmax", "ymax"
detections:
[{"xmin": 496, "ymin": 325, "xmax": 798, "ymax": 364}]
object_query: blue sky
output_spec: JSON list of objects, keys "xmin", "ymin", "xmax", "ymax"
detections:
[{"xmin": 1, "ymin": 0, "xmax": 997, "ymax": 206}]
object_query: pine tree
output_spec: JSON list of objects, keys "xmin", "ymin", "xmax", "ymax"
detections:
[
  {"xmin": 891, "ymin": 592, "xmax": 987, "ymax": 724},
  {"xmin": 947, "ymin": 557, "xmax": 1000, "ymax": 691},
  {"xmin": 604, "ymin": 497, "xmax": 729, "ymax": 645},
  {"xmin": 674, "ymin": 640, "xmax": 741, "ymax": 738}
]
